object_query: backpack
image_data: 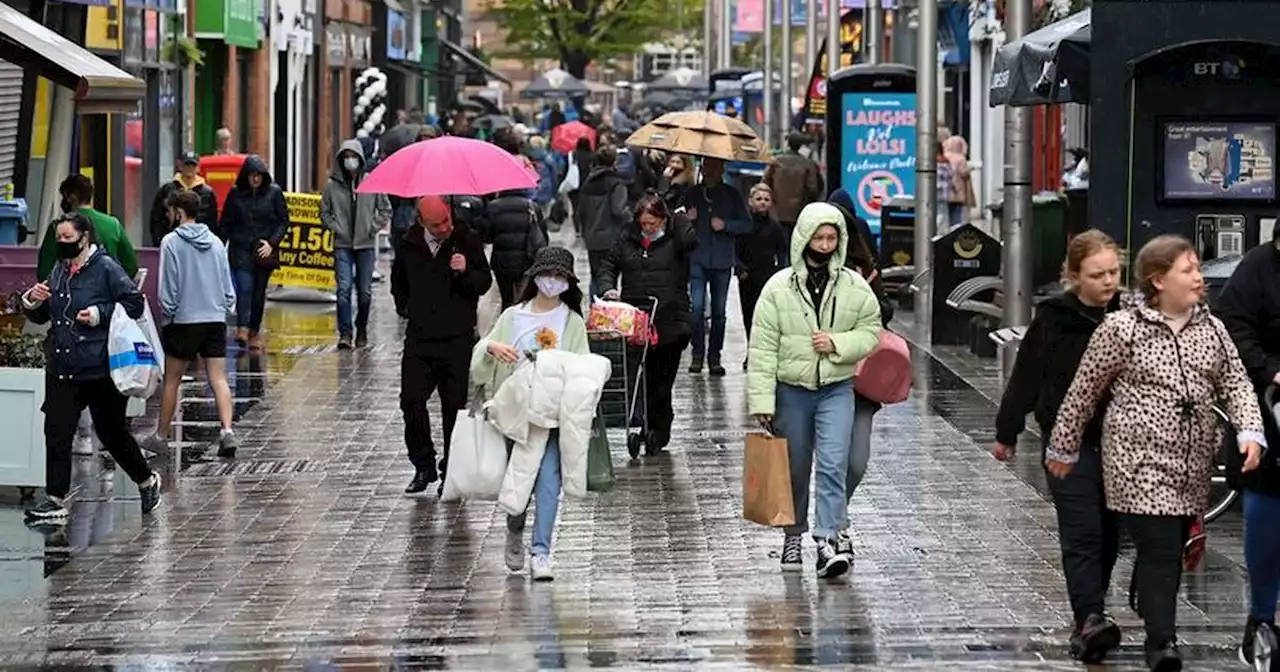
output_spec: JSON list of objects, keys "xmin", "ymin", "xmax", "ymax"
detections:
[
  {"xmin": 853, "ymin": 330, "xmax": 912, "ymax": 404},
  {"xmin": 615, "ymin": 148, "xmax": 636, "ymax": 180}
]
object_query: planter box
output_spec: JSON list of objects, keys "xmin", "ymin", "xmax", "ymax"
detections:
[{"xmin": 0, "ymin": 367, "xmax": 44, "ymax": 487}]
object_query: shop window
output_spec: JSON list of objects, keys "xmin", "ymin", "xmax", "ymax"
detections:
[
  {"xmin": 159, "ymin": 70, "xmax": 176, "ymax": 181},
  {"xmin": 124, "ymin": 8, "xmax": 144, "ymax": 65}
]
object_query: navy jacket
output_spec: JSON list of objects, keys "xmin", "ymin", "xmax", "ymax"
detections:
[
  {"xmin": 25, "ymin": 247, "xmax": 145, "ymax": 382},
  {"xmin": 681, "ymin": 182, "xmax": 750, "ymax": 270}
]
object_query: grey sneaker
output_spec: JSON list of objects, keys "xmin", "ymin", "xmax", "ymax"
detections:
[
  {"xmin": 505, "ymin": 529, "xmax": 525, "ymax": 572},
  {"xmin": 139, "ymin": 434, "xmax": 170, "ymax": 457},
  {"xmin": 217, "ymin": 431, "xmax": 239, "ymax": 459},
  {"xmin": 780, "ymin": 534, "xmax": 803, "ymax": 571},
  {"xmin": 530, "ymin": 554, "xmax": 554, "ymax": 581}
]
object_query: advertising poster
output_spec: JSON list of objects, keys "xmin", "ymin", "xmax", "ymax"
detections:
[
  {"xmin": 275, "ymin": 193, "xmax": 336, "ymax": 291},
  {"xmin": 798, "ymin": 10, "xmax": 864, "ymax": 125},
  {"xmin": 1163, "ymin": 121, "xmax": 1275, "ymax": 200},
  {"xmin": 839, "ymin": 92, "xmax": 917, "ymax": 233}
]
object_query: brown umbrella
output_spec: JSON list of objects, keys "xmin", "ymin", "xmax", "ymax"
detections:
[{"xmin": 626, "ymin": 110, "xmax": 773, "ymax": 164}]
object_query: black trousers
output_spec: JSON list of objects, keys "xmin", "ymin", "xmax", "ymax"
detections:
[
  {"xmin": 1044, "ymin": 443, "xmax": 1119, "ymax": 626},
  {"xmin": 629, "ymin": 335, "xmax": 689, "ymax": 446},
  {"xmin": 400, "ymin": 336, "xmax": 471, "ymax": 473},
  {"xmin": 587, "ymin": 250, "xmax": 609, "ymax": 299},
  {"xmin": 45, "ymin": 376, "xmax": 153, "ymax": 499},
  {"xmin": 1117, "ymin": 512, "xmax": 1193, "ymax": 649},
  {"xmin": 494, "ymin": 272, "xmax": 524, "ymax": 310},
  {"xmin": 739, "ymin": 276, "xmax": 767, "ymax": 339}
]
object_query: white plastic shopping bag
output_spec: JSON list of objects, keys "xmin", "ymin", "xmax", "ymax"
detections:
[
  {"xmin": 135, "ymin": 298, "xmax": 165, "ymax": 377},
  {"xmin": 108, "ymin": 303, "xmax": 160, "ymax": 398},
  {"xmin": 441, "ymin": 406, "xmax": 509, "ymax": 501}
]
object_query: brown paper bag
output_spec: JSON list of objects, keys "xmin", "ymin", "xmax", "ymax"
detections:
[{"xmin": 742, "ymin": 432, "xmax": 796, "ymax": 527}]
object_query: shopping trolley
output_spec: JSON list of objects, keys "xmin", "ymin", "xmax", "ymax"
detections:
[{"xmin": 588, "ymin": 297, "xmax": 659, "ymax": 459}]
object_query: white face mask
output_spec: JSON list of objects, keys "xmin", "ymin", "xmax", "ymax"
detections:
[
  {"xmin": 535, "ymin": 275, "xmax": 569, "ymax": 298},
  {"xmin": 343, "ymin": 157, "xmax": 361, "ymax": 172}
]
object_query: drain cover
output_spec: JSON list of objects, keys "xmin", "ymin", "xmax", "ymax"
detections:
[{"xmin": 183, "ymin": 459, "xmax": 322, "ymax": 477}]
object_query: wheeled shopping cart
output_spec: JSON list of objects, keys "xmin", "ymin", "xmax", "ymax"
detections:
[{"xmin": 588, "ymin": 297, "xmax": 659, "ymax": 459}]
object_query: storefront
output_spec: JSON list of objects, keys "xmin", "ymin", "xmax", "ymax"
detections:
[
  {"xmin": 272, "ymin": 0, "xmax": 317, "ymax": 191},
  {"xmin": 193, "ymin": 0, "xmax": 264, "ymax": 156},
  {"xmin": 317, "ymin": 0, "xmax": 370, "ymax": 185},
  {"xmin": 373, "ymin": 0, "xmax": 423, "ymax": 113}
]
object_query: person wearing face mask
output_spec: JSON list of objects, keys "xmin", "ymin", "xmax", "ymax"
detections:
[
  {"xmin": 38, "ymin": 175, "xmax": 137, "ymax": 283},
  {"xmin": 20, "ymin": 214, "xmax": 162, "ymax": 525},
  {"xmin": 598, "ymin": 193, "xmax": 699, "ymax": 454},
  {"xmin": 471, "ymin": 246, "xmax": 591, "ymax": 581},
  {"xmin": 735, "ymin": 183, "xmax": 789, "ymax": 370},
  {"xmin": 148, "ymin": 152, "xmax": 218, "ymax": 246},
  {"xmin": 1048, "ymin": 235, "xmax": 1266, "ymax": 671},
  {"xmin": 322, "ymin": 140, "xmax": 392, "ymax": 349},
  {"xmin": 746, "ymin": 203, "xmax": 882, "ymax": 579},
  {"xmin": 392, "ymin": 195, "xmax": 493, "ymax": 497},
  {"xmin": 217, "ymin": 155, "xmax": 289, "ymax": 351}
]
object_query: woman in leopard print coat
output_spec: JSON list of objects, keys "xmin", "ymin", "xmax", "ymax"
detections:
[{"xmin": 1048, "ymin": 235, "xmax": 1265, "ymax": 670}]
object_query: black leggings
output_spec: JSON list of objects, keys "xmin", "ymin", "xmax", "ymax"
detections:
[
  {"xmin": 44, "ymin": 377, "xmax": 152, "ymax": 498},
  {"xmin": 1118, "ymin": 512, "xmax": 1194, "ymax": 650}
]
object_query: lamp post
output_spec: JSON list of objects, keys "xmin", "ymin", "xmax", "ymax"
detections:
[
  {"xmin": 1001, "ymin": 0, "xmax": 1034, "ymax": 370},
  {"xmin": 763, "ymin": 0, "xmax": 774, "ymax": 148},
  {"xmin": 913, "ymin": 0, "xmax": 938, "ymax": 328},
  {"xmin": 866, "ymin": 0, "xmax": 883, "ymax": 64},
  {"xmin": 780, "ymin": 0, "xmax": 792, "ymax": 138}
]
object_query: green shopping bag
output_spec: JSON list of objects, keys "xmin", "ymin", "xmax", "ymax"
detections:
[{"xmin": 587, "ymin": 415, "xmax": 615, "ymax": 492}]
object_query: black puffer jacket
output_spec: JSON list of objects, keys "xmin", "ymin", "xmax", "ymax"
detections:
[
  {"xmin": 596, "ymin": 215, "xmax": 699, "ymax": 344},
  {"xmin": 995, "ymin": 292, "xmax": 1120, "ymax": 447},
  {"xmin": 217, "ymin": 155, "xmax": 290, "ymax": 270},
  {"xmin": 483, "ymin": 192, "xmax": 546, "ymax": 277},
  {"xmin": 575, "ymin": 167, "xmax": 630, "ymax": 252}
]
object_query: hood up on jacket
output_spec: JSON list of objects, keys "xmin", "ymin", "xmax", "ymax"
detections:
[
  {"xmin": 234, "ymin": 154, "xmax": 274, "ymax": 192},
  {"xmin": 173, "ymin": 222, "xmax": 217, "ymax": 251},
  {"xmin": 790, "ymin": 202, "xmax": 848, "ymax": 280},
  {"xmin": 330, "ymin": 139, "xmax": 367, "ymax": 183}
]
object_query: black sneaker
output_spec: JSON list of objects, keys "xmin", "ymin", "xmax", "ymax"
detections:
[
  {"xmin": 217, "ymin": 431, "xmax": 240, "ymax": 459},
  {"xmin": 708, "ymin": 361, "xmax": 726, "ymax": 377},
  {"xmin": 1070, "ymin": 613, "xmax": 1121, "ymax": 663},
  {"xmin": 404, "ymin": 468, "xmax": 437, "ymax": 497},
  {"xmin": 1239, "ymin": 616, "xmax": 1279, "ymax": 670},
  {"xmin": 815, "ymin": 538, "xmax": 850, "ymax": 579},
  {"xmin": 337, "ymin": 336, "xmax": 354, "ymax": 350},
  {"xmin": 836, "ymin": 529, "xmax": 854, "ymax": 558},
  {"xmin": 139, "ymin": 473, "xmax": 162, "ymax": 515},
  {"xmin": 780, "ymin": 534, "xmax": 802, "ymax": 571},
  {"xmin": 1145, "ymin": 642, "xmax": 1182, "ymax": 671},
  {"xmin": 355, "ymin": 331, "xmax": 369, "ymax": 348},
  {"xmin": 688, "ymin": 358, "xmax": 703, "ymax": 374},
  {"xmin": 24, "ymin": 498, "xmax": 69, "ymax": 524}
]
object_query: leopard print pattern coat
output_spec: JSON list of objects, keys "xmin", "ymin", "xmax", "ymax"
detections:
[{"xmin": 1048, "ymin": 303, "xmax": 1265, "ymax": 516}]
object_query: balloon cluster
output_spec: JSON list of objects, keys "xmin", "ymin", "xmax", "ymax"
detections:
[{"xmin": 353, "ymin": 67, "xmax": 388, "ymax": 139}]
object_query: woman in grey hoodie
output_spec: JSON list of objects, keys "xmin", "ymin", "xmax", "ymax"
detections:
[{"xmin": 141, "ymin": 190, "xmax": 240, "ymax": 458}]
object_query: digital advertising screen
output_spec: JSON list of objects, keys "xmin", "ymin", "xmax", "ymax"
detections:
[
  {"xmin": 839, "ymin": 92, "xmax": 918, "ymax": 235},
  {"xmin": 1162, "ymin": 120, "xmax": 1276, "ymax": 201}
]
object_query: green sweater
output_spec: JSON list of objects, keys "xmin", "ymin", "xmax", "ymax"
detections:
[
  {"xmin": 38, "ymin": 207, "xmax": 139, "ymax": 282},
  {"xmin": 470, "ymin": 303, "xmax": 590, "ymax": 395}
]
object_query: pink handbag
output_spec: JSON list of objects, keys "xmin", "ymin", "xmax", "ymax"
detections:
[{"xmin": 853, "ymin": 331, "xmax": 912, "ymax": 404}]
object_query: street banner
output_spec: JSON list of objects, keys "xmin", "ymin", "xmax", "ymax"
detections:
[
  {"xmin": 798, "ymin": 10, "xmax": 866, "ymax": 126},
  {"xmin": 275, "ymin": 193, "xmax": 336, "ymax": 292}
]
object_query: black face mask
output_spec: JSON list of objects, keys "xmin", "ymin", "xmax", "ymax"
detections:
[
  {"xmin": 56, "ymin": 238, "xmax": 83, "ymax": 260},
  {"xmin": 804, "ymin": 247, "xmax": 834, "ymax": 266}
]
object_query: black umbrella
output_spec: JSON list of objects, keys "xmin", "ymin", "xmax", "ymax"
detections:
[
  {"xmin": 646, "ymin": 67, "xmax": 708, "ymax": 94},
  {"xmin": 520, "ymin": 68, "xmax": 590, "ymax": 100},
  {"xmin": 379, "ymin": 123, "xmax": 423, "ymax": 158},
  {"xmin": 989, "ymin": 8, "xmax": 1090, "ymax": 107},
  {"xmin": 467, "ymin": 94, "xmax": 503, "ymax": 115},
  {"xmin": 474, "ymin": 114, "xmax": 514, "ymax": 130}
]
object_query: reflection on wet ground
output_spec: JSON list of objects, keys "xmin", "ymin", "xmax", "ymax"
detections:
[{"xmin": 0, "ymin": 241, "xmax": 1259, "ymax": 669}]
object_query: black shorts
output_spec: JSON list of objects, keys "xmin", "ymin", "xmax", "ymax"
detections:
[{"xmin": 162, "ymin": 322, "xmax": 228, "ymax": 361}]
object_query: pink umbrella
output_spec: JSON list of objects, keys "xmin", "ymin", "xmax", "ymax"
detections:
[{"xmin": 356, "ymin": 136, "xmax": 538, "ymax": 197}]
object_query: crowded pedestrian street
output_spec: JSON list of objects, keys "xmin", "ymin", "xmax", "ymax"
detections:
[{"xmin": 0, "ymin": 230, "xmax": 1259, "ymax": 670}]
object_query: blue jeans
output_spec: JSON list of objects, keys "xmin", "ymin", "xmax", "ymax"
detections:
[
  {"xmin": 234, "ymin": 266, "xmax": 274, "ymax": 332},
  {"xmin": 506, "ymin": 430, "xmax": 562, "ymax": 557},
  {"xmin": 689, "ymin": 264, "xmax": 732, "ymax": 361},
  {"xmin": 844, "ymin": 395, "xmax": 877, "ymax": 504},
  {"xmin": 335, "ymin": 247, "xmax": 376, "ymax": 337},
  {"xmin": 775, "ymin": 381, "xmax": 856, "ymax": 540},
  {"xmin": 1244, "ymin": 489, "xmax": 1280, "ymax": 620}
]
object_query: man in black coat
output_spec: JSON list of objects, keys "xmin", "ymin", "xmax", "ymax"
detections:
[
  {"xmin": 391, "ymin": 195, "xmax": 493, "ymax": 496},
  {"xmin": 149, "ymin": 151, "xmax": 218, "ymax": 245}
]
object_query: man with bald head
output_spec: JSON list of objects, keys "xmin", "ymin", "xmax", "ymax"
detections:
[{"xmin": 391, "ymin": 195, "xmax": 493, "ymax": 496}]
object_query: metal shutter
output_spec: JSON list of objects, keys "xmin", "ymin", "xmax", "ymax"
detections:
[{"xmin": 0, "ymin": 58, "xmax": 23, "ymax": 185}]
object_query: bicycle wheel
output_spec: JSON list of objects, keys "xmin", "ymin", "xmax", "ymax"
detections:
[{"xmin": 1205, "ymin": 404, "xmax": 1240, "ymax": 523}]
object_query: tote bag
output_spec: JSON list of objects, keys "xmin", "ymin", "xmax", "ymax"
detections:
[{"xmin": 441, "ymin": 405, "xmax": 509, "ymax": 501}]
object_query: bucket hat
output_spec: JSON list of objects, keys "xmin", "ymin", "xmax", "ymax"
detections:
[{"xmin": 524, "ymin": 245, "xmax": 578, "ymax": 283}]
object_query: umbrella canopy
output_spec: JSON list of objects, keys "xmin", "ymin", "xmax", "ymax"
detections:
[
  {"xmin": 520, "ymin": 68, "xmax": 590, "ymax": 100},
  {"xmin": 627, "ymin": 110, "xmax": 772, "ymax": 164},
  {"xmin": 467, "ymin": 94, "xmax": 503, "ymax": 115},
  {"xmin": 356, "ymin": 136, "xmax": 537, "ymax": 197},
  {"xmin": 474, "ymin": 114, "xmax": 514, "ymax": 130},
  {"xmin": 646, "ymin": 67, "xmax": 709, "ymax": 94},
  {"xmin": 378, "ymin": 123, "xmax": 426, "ymax": 158},
  {"xmin": 990, "ymin": 8, "xmax": 1090, "ymax": 107},
  {"xmin": 550, "ymin": 121, "xmax": 597, "ymax": 154}
]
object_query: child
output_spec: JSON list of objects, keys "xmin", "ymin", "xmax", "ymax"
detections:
[{"xmin": 735, "ymin": 183, "xmax": 789, "ymax": 369}]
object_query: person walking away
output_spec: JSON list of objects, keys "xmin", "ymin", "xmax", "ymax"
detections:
[
  {"xmin": 746, "ymin": 202, "xmax": 882, "ymax": 578},
  {"xmin": 527, "ymin": 136, "xmax": 560, "ymax": 223},
  {"xmin": 736, "ymin": 183, "xmax": 788, "ymax": 370},
  {"xmin": 681, "ymin": 157, "xmax": 751, "ymax": 375},
  {"xmin": 575, "ymin": 145, "xmax": 630, "ymax": 298},
  {"xmin": 598, "ymin": 194, "xmax": 700, "ymax": 453},
  {"xmin": 1211, "ymin": 228, "xmax": 1280, "ymax": 667},
  {"xmin": 38, "ymin": 175, "xmax": 137, "ymax": 282},
  {"xmin": 485, "ymin": 189, "xmax": 548, "ymax": 309},
  {"xmin": 942, "ymin": 136, "xmax": 976, "ymax": 226},
  {"xmin": 934, "ymin": 143, "xmax": 955, "ymax": 233},
  {"xmin": 20, "ymin": 214, "xmax": 162, "ymax": 524},
  {"xmin": 322, "ymin": 139, "xmax": 392, "ymax": 349},
  {"xmin": 992, "ymin": 230, "xmax": 1124, "ymax": 663},
  {"xmin": 392, "ymin": 195, "xmax": 493, "ymax": 496},
  {"xmin": 139, "ymin": 191, "xmax": 239, "ymax": 459},
  {"xmin": 148, "ymin": 151, "xmax": 218, "ymax": 246},
  {"xmin": 828, "ymin": 188, "xmax": 879, "ymax": 262},
  {"xmin": 764, "ymin": 132, "xmax": 824, "ymax": 237},
  {"xmin": 217, "ymin": 155, "xmax": 288, "ymax": 351},
  {"xmin": 473, "ymin": 246, "xmax": 590, "ymax": 580},
  {"xmin": 1048, "ymin": 235, "xmax": 1266, "ymax": 671}
]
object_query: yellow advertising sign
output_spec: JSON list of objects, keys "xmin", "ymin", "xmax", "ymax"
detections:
[
  {"xmin": 276, "ymin": 192, "xmax": 336, "ymax": 291},
  {"xmin": 85, "ymin": 0, "xmax": 123, "ymax": 52}
]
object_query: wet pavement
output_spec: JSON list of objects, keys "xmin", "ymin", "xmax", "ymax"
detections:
[{"xmin": 0, "ymin": 231, "xmax": 1260, "ymax": 669}]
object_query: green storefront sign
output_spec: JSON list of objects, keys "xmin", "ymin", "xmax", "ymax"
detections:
[{"xmin": 195, "ymin": 0, "xmax": 261, "ymax": 48}]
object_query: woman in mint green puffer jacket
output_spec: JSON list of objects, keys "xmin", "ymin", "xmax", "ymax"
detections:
[{"xmin": 746, "ymin": 201, "xmax": 882, "ymax": 580}]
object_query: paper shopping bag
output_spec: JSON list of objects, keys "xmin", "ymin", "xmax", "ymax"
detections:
[
  {"xmin": 586, "ymin": 415, "xmax": 615, "ymax": 493},
  {"xmin": 742, "ymin": 432, "xmax": 796, "ymax": 527}
]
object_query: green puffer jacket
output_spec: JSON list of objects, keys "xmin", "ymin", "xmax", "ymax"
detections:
[{"xmin": 746, "ymin": 202, "xmax": 882, "ymax": 415}]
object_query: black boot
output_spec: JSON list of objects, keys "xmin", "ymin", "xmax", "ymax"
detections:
[
  {"xmin": 688, "ymin": 357, "xmax": 703, "ymax": 374},
  {"xmin": 1145, "ymin": 642, "xmax": 1182, "ymax": 671},
  {"xmin": 1070, "ymin": 613, "xmax": 1121, "ymax": 663}
]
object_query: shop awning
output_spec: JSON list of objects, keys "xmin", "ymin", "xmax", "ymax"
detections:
[
  {"xmin": 0, "ymin": 2, "xmax": 145, "ymax": 113},
  {"xmin": 441, "ymin": 40, "xmax": 510, "ymax": 86}
]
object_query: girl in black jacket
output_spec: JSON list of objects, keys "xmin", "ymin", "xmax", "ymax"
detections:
[
  {"xmin": 992, "ymin": 230, "xmax": 1123, "ymax": 664},
  {"xmin": 218, "ymin": 155, "xmax": 289, "ymax": 351},
  {"xmin": 735, "ymin": 183, "xmax": 788, "ymax": 367}
]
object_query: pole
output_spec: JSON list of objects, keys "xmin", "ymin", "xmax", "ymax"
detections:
[
  {"xmin": 703, "ymin": 0, "xmax": 714, "ymax": 76},
  {"xmin": 805, "ymin": 0, "xmax": 817, "ymax": 85},
  {"xmin": 781, "ymin": 0, "xmax": 792, "ymax": 136},
  {"xmin": 913, "ymin": 0, "xmax": 937, "ymax": 331},
  {"xmin": 866, "ymin": 0, "xmax": 882, "ymax": 64},
  {"xmin": 763, "ymin": 0, "xmax": 774, "ymax": 149},
  {"xmin": 720, "ymin": 0, "xmax": 733, "ymax": 69},
  {"xmin": 1001, "ymin": 0, "xmax": 1034, "ymax": 368},
  {"xmin": 825, "ymin": 0, "xmax": 840, "ymax": 78}
]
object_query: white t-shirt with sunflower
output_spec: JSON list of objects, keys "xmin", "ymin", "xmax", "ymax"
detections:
[{"xmin": 511, "ymin": 301, "xmax": 570, "ymax": 354}]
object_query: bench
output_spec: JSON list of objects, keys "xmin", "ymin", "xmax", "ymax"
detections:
[{"xmin": 989, "ymin": 326, "xmax": 1029, "ymax": 389}]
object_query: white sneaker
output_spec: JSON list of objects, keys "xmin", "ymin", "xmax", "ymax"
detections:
[
  {"xmin": 504, "ymin": 529, "xmax": 525, "ymax": 572},
  {"xmin": 530, "ymin": 554, "xmax": 554, "ymax": 582}
]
